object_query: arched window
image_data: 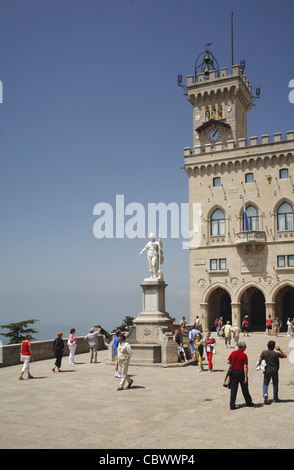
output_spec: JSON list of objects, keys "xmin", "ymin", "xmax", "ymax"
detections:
[
  {"xmin": 211, "ymin": 208, "xmax": 226, "ymax": 236},
  {"xmin": 244, "ymin": 205, "xmax": 259, "ymax": 231},
  {"xmin": 277, "ymin": 202, "xmax": 294, "ymax": 231}
]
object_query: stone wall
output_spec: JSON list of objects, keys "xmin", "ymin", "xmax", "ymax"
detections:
[{"xmin": 0, "ymin": 335, "xmax": 109, "ymax": 368}]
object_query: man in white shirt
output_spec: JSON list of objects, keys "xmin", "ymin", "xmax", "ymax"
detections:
[
  {"xmin": 84, "ymin": 326, "xmax": 100, "ymax": 363},
  {"xmin": 223, "ymin": 321, "xmax": 233, "ymax": 348},
  {"xmin": 117, "ymin": 334, "xmax": 133, "ymax": 391}
]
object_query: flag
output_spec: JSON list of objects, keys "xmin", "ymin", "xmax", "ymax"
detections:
[{"xmin": 243, "ymin": 203, "xmax": 249, "ymax": 232}]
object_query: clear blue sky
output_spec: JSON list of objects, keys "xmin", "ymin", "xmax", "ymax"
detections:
[{"xmin": 0, "ymin": 0, "xmax": 293, "ymax": 342}]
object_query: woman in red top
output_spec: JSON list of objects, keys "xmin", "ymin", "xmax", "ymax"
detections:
[
  {"xmin": 204, "ymin": 331, "xmax": 216, "ymax": 372},
  {"xmin": 19, "ymin": 334, "xmax": 34, "ymax": 380}
]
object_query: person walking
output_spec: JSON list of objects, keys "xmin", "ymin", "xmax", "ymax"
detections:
[
  {"xmin": 204, "ymin": 331, "xmax": 216, "ymax": 372},
  {"xmin": 68, "ymin": 328, "xmax": 77, "ymax": 365},
  {"xmin": 188, "ymin": 324, "xmax": 203, "ymax": 363},
  {"xmin": 195, "ymin": 333, "xmax": 205, "ymax": 372},
  {"xmin": 214, "ymin": 318, "xmax": 221, "ymax": 338},
  {"xmin": 274, "ymin": 318, "xmax": 282, "ymax": 337},
  {"xmin": 113, "ymin": 329, "xmax": 121, "ymax": 378},
  {"xmin": 223, "ymin": 321, "xmax": 233, "ymax": 348},
  {"xmin": 266, "ymin": 315, "xmax": 273, "ymax": 335},
  {"xmin": 116, "ymin": 334, "xmax": 133, "ymax": 391},
  {"xmin": 258, "ymin": 340, "xmax": 287, "ymax": 404},
  {"xmin": 242, "ymin": 316, "xmax": 249, "ymax": 336},
  {"xmin": 84, "ymin": 326, "xmax": 100, "ymax": 363},
  {"xmin": 52, "ymin": 332, "xmax": 64, "ymax": 372},
  {"xmin": 219, "ymin": 317, "xmax": 224, "ymax": 336},
  {"xmin": 19, "ymin": 334, "xmax": 34, "ymax": 380},
  {"xmin": 232, "ymin": 323, "xmax": 240, "ymax": 348},
  {"xmin": 227, "ymin": 342, "xmax": 254, "ymax": 410}
]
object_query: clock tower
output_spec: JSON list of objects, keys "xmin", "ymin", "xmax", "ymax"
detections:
[
  {"xmin": 180, "ymin": 47, "xmax": 294, "ymax": 334},
  {"xmin": 184, "ymin": 48, "xmax": 253, "ymax": 152}
]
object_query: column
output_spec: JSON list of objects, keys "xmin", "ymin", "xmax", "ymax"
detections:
[
  {"xmin": 200, "ymin": 303, "xmax": 209, "ymax": 331},
  {"xmin": 231, "ymin": 302, "xmax": 241, "ymax": 328}
]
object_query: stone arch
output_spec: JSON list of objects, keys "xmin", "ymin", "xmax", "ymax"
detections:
[
  {"xmin": 207, "ymin": 202, "xmax": 227, "ymax": 220},
  {"xmin": 202, "ymin": 284, "xmax": 233, "ymax": 329},
  {"xmin": 237, "ymin": 284, "xmax": 267, "ymax": 331},
  {"xmin": 270, "ymin": 281, "xmax": 294, "ymax": 331},
  {"xmin": 272, "ymin": 195, "xmax": 294, "ymax": 214}
]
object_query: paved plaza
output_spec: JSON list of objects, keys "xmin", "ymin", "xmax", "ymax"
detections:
[{"xmin": 0, "ymin": 332, "xmax": 293, "ymax": 450}]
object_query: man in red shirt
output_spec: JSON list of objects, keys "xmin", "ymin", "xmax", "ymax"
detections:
[{"xmin": 227, "ymin": 342, "xmax": 254, "ymax": 410}]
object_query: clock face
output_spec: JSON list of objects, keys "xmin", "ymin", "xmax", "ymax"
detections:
[{"xmin": 207, "ymin": 128, "xmax": 221, "ymax": 142}]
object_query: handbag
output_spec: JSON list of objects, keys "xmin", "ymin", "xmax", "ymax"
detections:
[
  {"xmin": 223, "ymin": 350, "xmax": 242, "ymax": 388},
  {"xmin": 52, "ymin": 338, "xmax": 61, "ymax": 352}
]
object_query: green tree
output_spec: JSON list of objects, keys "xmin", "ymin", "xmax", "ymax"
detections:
[
  {"xmin": 113, "ymin": 315, "xmax": 134, "ymax": 332},
  {"xmin": 0, "ymin": 319, "xmax": 39, "ymax": 344}
]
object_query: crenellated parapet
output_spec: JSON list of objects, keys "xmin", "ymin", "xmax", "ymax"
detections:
[
  {"xmin": 186, "ymin": 65, "xmax": 253, "ymax": 112},
  {"xmin": 184, "ymin": 130, "xmax": 294, "ymax": 177}
]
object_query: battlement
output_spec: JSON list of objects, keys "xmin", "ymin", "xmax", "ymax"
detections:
[
  {"xmin": 186, "ymin": 64, "xmax": 252, "ymax": 96},
  {"xmin": 184, "ymin": 130, "xmax": 294, "ymax": 157}
]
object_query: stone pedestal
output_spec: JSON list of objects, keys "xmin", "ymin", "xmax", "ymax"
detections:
[
  {"xmin": 135, "ymin": 279, "xmax": 173, "ymax": 329},
  {"xmin": 108, "ymin": 278, "xmax": 178, "ymax": 365}
]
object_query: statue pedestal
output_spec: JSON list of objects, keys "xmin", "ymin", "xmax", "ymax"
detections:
[
  {"xmin": 108, "ymin": 278, "xmax": 178, "ymax": 365},
  {"xmin": 135, "ymin": 279, "xmax": 172, "ymax": 327},
  {"xmin": 127, "ymin": 279, "xmax": 177, "ymax": 364}
]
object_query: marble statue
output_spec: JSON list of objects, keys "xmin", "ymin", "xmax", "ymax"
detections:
[{"xmin": 139, "ymin": 233, "xmax": 164, "ymax": 280}]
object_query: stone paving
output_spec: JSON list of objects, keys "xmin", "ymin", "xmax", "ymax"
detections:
[{"xmin": 0, "ymin": 332, "xmax": 293, "ymax": 450}]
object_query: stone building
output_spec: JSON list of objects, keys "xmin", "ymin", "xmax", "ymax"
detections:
[{"xmin": 182, "ymin": 49, "xmax": 294, "ymax": 332}]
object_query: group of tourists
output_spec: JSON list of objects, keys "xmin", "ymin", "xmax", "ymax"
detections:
[
  {"xmin": 226, "ymin": 339, "xmax": 287, "ymax": 410},
  {"xmin": 215, "ymin": 314, "xmax": 294, "ymax": 338},
  {"xmin": 18, "ymin": 317, "xmax": 289, "ymax": 408},
  {"xmin": 173, "ymin": 316, "xmax": 289, "ymax": 410},
  {"xmin": 265, "ymin": 315, "xmax": 294, "ymax": 337},
  {"xmin": 18, "ymin": 328, "xmax": 78, "ymax": 380},
  {"xmin": 214, "ymin": 316, "xmax": 249, "ymax": 339},
  {"xmin": 18, "ymin": 325, "xmax": 134, "ymax": 392}
]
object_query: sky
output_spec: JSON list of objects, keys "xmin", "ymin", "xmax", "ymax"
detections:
[{"xmin": 0, "ymin": 0, "xmax": 293, "ymax": 343}]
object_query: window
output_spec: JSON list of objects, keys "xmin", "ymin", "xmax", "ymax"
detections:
[
  {"xmin": 277, "ymin": 255, "xmax": 294, "ymax": 268},
  {"xmin": 277, "ymin": 202, "xmax": 294, "ymax": 231},
  {"xmin": 245, "ymin": 173, "xmax": 254, "ymax": 183},
  {"xmin": 244, "ymin": 205, "xmax": 259, "ymax": 231},
  {"xmin": 213, "ymin": 177, "xmax": 221, "ymax": 187},
  {"xmin": 210, "ymin": 259, "xmax": 227, "ymax": 271},
  {"xmin": 211, "ymin": 208, "xmax": 226, "ymax": 235},
  {"xmin": 210, "ymin": 259, "xmax": 218, "ymax": 270},
  {"xmin": 219, "ymin": 258, "xmax": 227, "ymax": 270},
  {"xmin": 279, "ymin": 169, "xmax": 289, "ymax": 179}
]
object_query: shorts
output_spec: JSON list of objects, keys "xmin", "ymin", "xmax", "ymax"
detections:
[{"xmin": 189, "ymin": 341, "xmax": 196, "ymax": 354}]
